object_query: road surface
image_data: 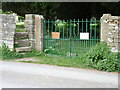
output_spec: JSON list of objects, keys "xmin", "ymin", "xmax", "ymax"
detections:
[{"xmin": 0, "ymin": 61, "xmax": 118, "ymax": 88}]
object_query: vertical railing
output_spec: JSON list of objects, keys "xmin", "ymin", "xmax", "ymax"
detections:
[
  {"xmin": 43, "ymin": 19, "xmax": 100, "ymax": 56},
  {"xmin": 43, "ymin": 19, "xmax": 46, "ymax": 50},
  {"xmin": 78, "ymin": 19, "xmax": 80, "ymax": 38}
]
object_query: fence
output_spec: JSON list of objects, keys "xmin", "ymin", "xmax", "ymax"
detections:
[
  {"xmin": 0, "ymin": 14, "xmax": 119, "ymax": 56},
  {"xmin": 43, "ymin": 18, "xmax": 100, "ymax": 56}
]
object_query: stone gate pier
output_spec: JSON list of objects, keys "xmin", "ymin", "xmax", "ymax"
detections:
[
  {"xmin": 0, "ymin": 14, "xmax": 16, "ymax": 51},
  {"xmin": 101, "ymin": 14, "xmax": 120, "ymax": 52}
]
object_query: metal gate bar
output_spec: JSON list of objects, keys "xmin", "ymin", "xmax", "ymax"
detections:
[{"xmin": 43, "ymin": 19, "xmax": 100, "ymax": 57}]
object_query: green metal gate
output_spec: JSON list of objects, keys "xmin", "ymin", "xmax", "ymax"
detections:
[{"xmin": 43, "ymin": 18, "xmax": 100, "ymax": 56}]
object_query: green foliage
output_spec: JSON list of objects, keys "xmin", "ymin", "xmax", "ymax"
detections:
[
  {"xmin": 0, "ymin": 9, "xmax": 14, "ymax": 14},
  {"xmin": 16, "ymin": 24, "xmax": 24, "ymax": 28},
  {"xmin": 55, "ymin": 20, "xmax": 77, "ymax": 37},
  {"xmin": 0, "ymin": 44, "xmax": 23, "ymax": 59},
  {"xmin": 2, "ymin": 2, "xmax": 60, "ymax": 19},
  {"xmin": 44, "ymin": 46, "xmax": 59, "ymax": 55},
  {"xmin": 0, "ymin": 9, "xmax": 2, "ymax": 14},
  {"xmin": 83, "ymin": 42, "xmax": 118, "ymax": 72},
  {"xmin": 23, "ymin": 49, "xmax": 45, "ymax": 57},
  {"xmin": 0, "ymin": 44, "xmax": 44, "ymax": 59},
  {"xmin": 4, "ymin": 11, "xmax": 14, "ymax": 14},
  {"xmin": 21, "ymin": 54, "xmax": 88, "ymax": 69},
  {"xmin": 16, "ymin": 29, "xmax": 25, "ymax": 32},
  {"xmin": 16, "ymin": 22, "xmax": 24, "ymax": 26},
  {"xmin": 14, "ymin": 44, "xmax": 19, "ymax": 48},
  {"xmin": 16, "ymin": 22, "xmax": 24, "ymax": 32},
  {"xmin": 18, "ymin": 16, "xmax": 25, "ymax": 22}
]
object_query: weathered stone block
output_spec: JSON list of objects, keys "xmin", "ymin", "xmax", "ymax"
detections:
[
  {"xmin": 24, "ymin": 20, "xmax": 35, "ymax": 26},
  {"xmin": 15, "ymin": 40, "xmax": 30, "ymax": 47},
  {"xmin": 3, "ymin": 23, "xmax": 16, "ymax": 29},
  {"xmin": 114, "ymin": 38, "xmax": 119, "ymax": 43},
  {"xmin": 25, "ymin": 14, "xmax": 35, "ymax": 20},
  {"xmin": 111, "ymin": 16, "xmax": 119, "ymax": 20},
  {"xmin": 0, "ymin": 14, "xmax": 16, "ymax": 51},
  {"xmin": 15, "ymin": 46, "xmax": 32, "ymax": 52},
  {"xmin": 15, "ymin": 32, "xmax": 29, "ymax": 40}
]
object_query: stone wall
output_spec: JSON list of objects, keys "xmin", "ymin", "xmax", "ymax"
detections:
[
  {"xmin": 0, "ymin": 14, "xmax": 16, "ymax": 51},
  {"xmin": 24, "ymin": 14, "xmax": 44, "ymax": 52},
  {"xmin": 101, "ymin": 14, "xmax": 120, "ymax": 52}
]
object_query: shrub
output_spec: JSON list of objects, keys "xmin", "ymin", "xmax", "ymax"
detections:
[
  {"xmin": 23, "ymin": 49, "xmax": 45, "ymax": 57},
  {"xmin": 83, "ymin": 42, "xmax": 119, "ymax": 72},
  {"xmin": 0, "ymin": 44, "xmax": 23, "ymax": 59},
  {"xmin": 0, "ymin": 44, "xmax": 44, "ymax": 59}
]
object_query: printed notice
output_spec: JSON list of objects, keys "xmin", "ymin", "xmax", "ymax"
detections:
[{"xmin": 80, "ymin": 33, "xmax": 89, "ymax": 39}]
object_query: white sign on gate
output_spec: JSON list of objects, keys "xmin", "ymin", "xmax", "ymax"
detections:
[{"xmin": 80, "ymin": 33, "xmax": 89, "ymax": 39}]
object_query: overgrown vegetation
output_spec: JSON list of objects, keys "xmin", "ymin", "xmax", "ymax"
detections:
[
  {"xmin": 0, "ymin": 44, "xmax": 44, "ymax": 60},
  {"xmin": 23, "ymin": 49, "xmax": 45, "ymax": 57},
  {"xmin": 0, "ymin": 44, "xmax": 23, "ymax": 59},
  {"xmin": 83, "ymin": 42, "xmax": 119, "ymax": 72}
]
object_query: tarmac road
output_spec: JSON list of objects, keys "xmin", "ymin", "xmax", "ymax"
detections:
[{"xmin": 0, "ymin": 61, "xmax": 118, "ymax": 88}]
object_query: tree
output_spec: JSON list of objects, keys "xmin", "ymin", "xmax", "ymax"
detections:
[
  {"xmin": 2, "ymin": 2, "xmax": 120, "ymax": 19},
  {"xmin": 2, "ymin": 2, "xmax": 60, "ymax": 19}
]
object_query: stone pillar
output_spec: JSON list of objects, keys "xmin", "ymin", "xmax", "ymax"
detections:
[
  {"xmin": 101, "ymin": 14, "xmax": 120, "ymax": 52},
  {"xmin": 24, "ymin": 14, "xmax": 44, "ymax": 52},
  {"xmin": 24, "ymin": 14, "xmax": 35, "ymax": 49},
  {"xmin": 35, "ymin": 15, "xmax": 44, "ymax": 52},
  {"xmin": 101, "ymin": 14, "xmax": 112, "ymax": 42},
  {"xmin": 0, "ymin": 14, "xmax": 16, "ymax": 51}
]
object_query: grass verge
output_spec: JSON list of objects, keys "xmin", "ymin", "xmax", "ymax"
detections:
[
  {"xmin": 19, "ymin": 55, "xmax": 90, "ymax": 69},
  {"xmin": 0, "ymin": 42, "xmax": 119, "ymax": 72}
]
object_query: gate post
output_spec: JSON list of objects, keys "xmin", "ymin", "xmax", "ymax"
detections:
[
  {"xmin": 25, "ymin": 14, "xmax": 35, "ymax": 49},
  {"xmin": 101, "ymin": 14, "xmax": 120, "ymax": 52},
  {"xmin": 35, "ymin": 15, "xmax": 44, "ymax": 52},
  {"xmin": 100, "ymin": 14, "xmax": 111, "ymax": 42}
]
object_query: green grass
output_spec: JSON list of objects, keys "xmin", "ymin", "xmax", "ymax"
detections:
[
  {"xmin": 0, "ymin": 44, "xmax": 90, "ymax": 69},
  {"xmin": 16, "ymin": 22, "xmax": 25, "ymax": 32},
  {"xmin": 16, "ymin": 28, "xmax": 25, "ymax": 32},
  {"xmin": 20, "ymin": 54, "xmax": 91, "ymax": 69},
  {"xmin": 16, "ymin": 22, "xmax": 24, "ymax": 26}
]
